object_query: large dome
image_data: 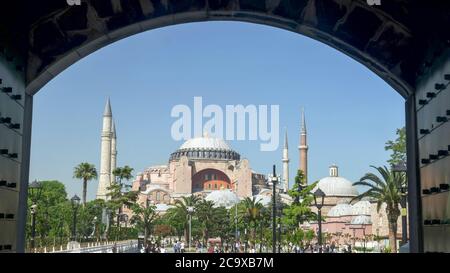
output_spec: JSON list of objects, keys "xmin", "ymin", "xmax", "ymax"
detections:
[
  {"xmin": 313, "ymin": 165, "xmax": 358, "ymax": 197},
  {"xmin": 170, "ymin": 135, "xmax": 240, "ymax": 161},
  {"xmin": 180, "ymin": 136, "xmax": 232, "ymax": 151},
  {"xmin": 205, "ymin": 189, "xmax": 240, "ymax": 209}
]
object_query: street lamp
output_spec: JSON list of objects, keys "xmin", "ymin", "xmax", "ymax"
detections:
[
  {"xmin": 234, "ymin": 179, "xmax": 239, "ymax": 253},
  {"xmin": 392, "ymin": 160, "xmax": 408, "ymax": 246},
  {"xmin": 70, "ymin": 194, "xmax": 81, "ymax": 241},
  {"xmin": 28, "ymin": 180, "xmax": 42, "ymax": 250},
  {"xmin": 187, "ymin": 205, "xmax": 195, "ymax": 252},
  {"xmin": 313, "ymin": 188, "xmax": 325, "ymax": 253}
]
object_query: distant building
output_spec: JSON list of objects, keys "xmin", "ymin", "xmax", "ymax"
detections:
[{"xmin": 130, "ymin": 132, "xmax": 270, "ymax": 209}]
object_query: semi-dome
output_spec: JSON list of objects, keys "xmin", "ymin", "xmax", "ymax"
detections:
[
  {"xmin": 327, "ymin": 203, "xmax": 353, "ymax": 217},
  {"xmin": 351, "ymin": 215, "xmax": 372, "ymax": 225},
  {"xmin": 205, "ymin": 189, "xmax": 240, "ymax": 209},
  {"xmin": 352, "ymin": 200, "xmax": 372, "ymax": 216},
  {"xmin": 154, "ymin": 203, "xmax": 173, "ymax": 212},
  {"xmin": 313, "ymin": 165, "xmax": 358, "ymax": 197},
  {"xmin": 253, "ymin": 194, "xmax": 272, "ymax": 207},
  {"xmin": 170, "ymin": 134, "xmax": 240, "ymax": 161}
]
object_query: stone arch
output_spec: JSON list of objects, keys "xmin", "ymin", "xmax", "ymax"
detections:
[{"xmin": 25, "ymin": 0, "xmax": 426, "ymax": 98}]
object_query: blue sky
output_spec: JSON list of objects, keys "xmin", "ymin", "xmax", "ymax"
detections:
[{"xmin": 29, "ymin": 21, "xmax": 405, "ymax": 201}]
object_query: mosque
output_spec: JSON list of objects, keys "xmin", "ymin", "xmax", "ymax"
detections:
[{"xmin": 95, "ymin": 99, "xmax": 403, "ymax": 248}]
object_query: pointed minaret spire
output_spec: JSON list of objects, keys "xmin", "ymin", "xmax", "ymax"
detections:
[
  {"xmin": 284, "ymin": 129, "xmax": 288, "ymax": 149},
  {"xmin": 97, "ymin": 99, "xmax": 113, "ymax": 200},
  {"xmin": 301, "ymin": 107, "xmax": 306, "ymax": 134},
  {"xmin": 104, "ymin": 98, "xmax": 112, "ymax": 117},
  {"xmin": 299, "ymin": 108, "xmax": 308, "ymax": 185},
  {"xmin": 282, "ymin": 127, "xmax": 290, "ymax": 193}
]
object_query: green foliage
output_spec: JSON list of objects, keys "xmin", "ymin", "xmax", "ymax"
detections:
[
  {"xmin": 73, "ymin": 162, "xmax": 98, "ymax": 205},
  {"xmin": 130, "ymin": 202, "xmax": 158, "ymax": 245},
  {"xmin": 106, "ymin": 165, "xmax": 138, "ymax": 230},
  {"xmin": 353, "ymin": 165, "xmax": 406, "ymax": 253},
  {"xmin": 112, "ymin": 165, "xmax": 134, "ymax": 188},
  {"xmin": 385, "ymin": 127, "xmax": 406, "ymax": 166},
  {"xmin": 282, "ymin": 170, "xmax": 318, "ymax": 228},
  {"xmin": 26, "ymin": 181, "xmax": 110, "ymax": 250}
]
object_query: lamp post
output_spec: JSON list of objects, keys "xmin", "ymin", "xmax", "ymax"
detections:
[
  {"xmin": 277, "ymin": 223, "xmax": 281, "ymax": 253},
  {"xmin": 234, "ymin": 179, "xmax": 239, "ymax": 253},
  {"xmin": 187, "ymin": 205, "xmax": 195, "ymax": 252},
  {"xmin": 313, "ymin": 188, "xmax": 325, "ymax": 253},
  {"xmin": 392, "ymin": 161, "xmax": 408, "ymax": 246},
  {"xmin": 270, "ymin": 165, "xmax": 278, "ymax": 254},
  {"xmin": 70, "ymin": 194, "xmax": 81, "ymax": 241},
  {"xmin": 28, "ymin": 180, "xmax": 42, "ymax": 250}
]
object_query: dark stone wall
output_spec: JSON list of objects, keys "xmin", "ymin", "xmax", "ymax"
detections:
[
  {"xmin": 2, "ymin": 0, "xmax": 450, "ymax": 252},
  {"xmin": 25, "ymin": 0, "xmax": 448, "ymax": 97}
]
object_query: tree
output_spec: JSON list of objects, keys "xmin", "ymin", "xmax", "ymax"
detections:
[
  {"xmin": 385, "ymin": 127, "xmax": 406, "ymax": 166},
  {"xmin": 282, "ymin": 170, "xmax": 317, "ymax": 228},
  {"xmin": 107, "ymin": 165, "xmax": 137, "ymax": 229},
  {"xmin": 170, "ymin": 195, "xmax": 200, "ymax": 243},
  {"xmin": 26, "ymin": 180, "xmax": 72, "ymax": 249},
  {"xmin": 240, "ymin": 197, "xmax": 263, "ymax": 248},
  {"xmin": 112, "ymin": 165, "xmax": 134, "ymax": 189},
  {"xmin": 353, "ymin": 166, "xmax": 406, "ymax": 253},
  {"xmin": 73, "ymin": 162, "xmax": 98, "ymax": 205},
  {"xmin": 77, "ymin": 199, "xmax": 106, "ymax": 240},
  {"xmin": 195, "ymin": 199, "xmax": 216, "ymax": 244},
  {"xmin": 130, "ymin": 202, "xmax": 158, "ymax": 248}
]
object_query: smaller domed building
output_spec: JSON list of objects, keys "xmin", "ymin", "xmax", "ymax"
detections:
[
  {"xmin": 311, "ymin": 165, "xmax": 358, "ymax": 216},
  {"xmin": 309, "ymin": 165, "xmax": 406, "ymax": 247}
]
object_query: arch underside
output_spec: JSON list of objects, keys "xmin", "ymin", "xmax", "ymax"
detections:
[
  {"xmin": 192, "ymin": 168, "xmax": 231, "ymax": 192},
  {"xmin": 26, "ymin": 0, "xmax": 439, "ymax": 98}
]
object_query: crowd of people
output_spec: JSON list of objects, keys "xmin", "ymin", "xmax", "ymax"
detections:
[{"xmin": 138, "ymin": 238, "xmax": 362, "ymax": 253}]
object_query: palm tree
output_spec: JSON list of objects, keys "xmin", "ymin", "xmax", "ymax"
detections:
[
  {"xmin": 110, "ymin": 165, "xmax": 135, "ymax": 228},
  {"xmin": 171, "ymin": 195, "xmax": 200, "ymax": 243},
  {"xmin": 112, "ymin": 165, "xmax": 134, "ymax": 188},
  {"xmin": 130, "ymin": 202, "xmax": 158, "ymax": 248},
  {"xmin": 195, "ymin": 199, "xmax": 216, "ymax": 245},
  {"xmin": 353, "ymin": 165, "xmax": 405, "ymax": 253},
  {"xmin": 73, "ymin": 163, "xmax": 98, "ymax": 205},
  {"xmin": 240, "ymin": 197, "xmax": 263, "ymax": 249}
]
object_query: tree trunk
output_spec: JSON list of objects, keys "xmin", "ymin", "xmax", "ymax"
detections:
[
  {"xmin": 387, "ymin": 208, "xmax": 399, "ymax": 253},
  {"xmin": 144, "ymin": 226, "xmax": 148, "ymax": 248},
  {"xmin": 253, "ymin": 222, "xmax": 257, "ymax": 248},
  {"xmin": 184, "ymin": 223, "xmax": 188, "ymax": 243},
  {"xmin": 82, "ymin": 179, "xmax": 87, "ymax": 205}
]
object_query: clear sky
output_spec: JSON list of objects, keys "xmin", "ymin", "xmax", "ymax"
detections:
[{"xmin": 29, "ymin": 21, "xmax": 405, "ymax": 201}]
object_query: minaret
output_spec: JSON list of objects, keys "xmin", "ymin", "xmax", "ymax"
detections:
[
  {"xmin": 298, "ymin": 108, "xmax": 308, "ymax": 185},
  {"xmin": 110, "ymin": 120, "xmax": 117, "ymax": 185},
  {"xmin": 282, "ymin": 128, "xmax": 289, "ymax": 193},
  {"xmin": 97, "ymin": 99, "xmax": 113, "ymax": 200}
]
